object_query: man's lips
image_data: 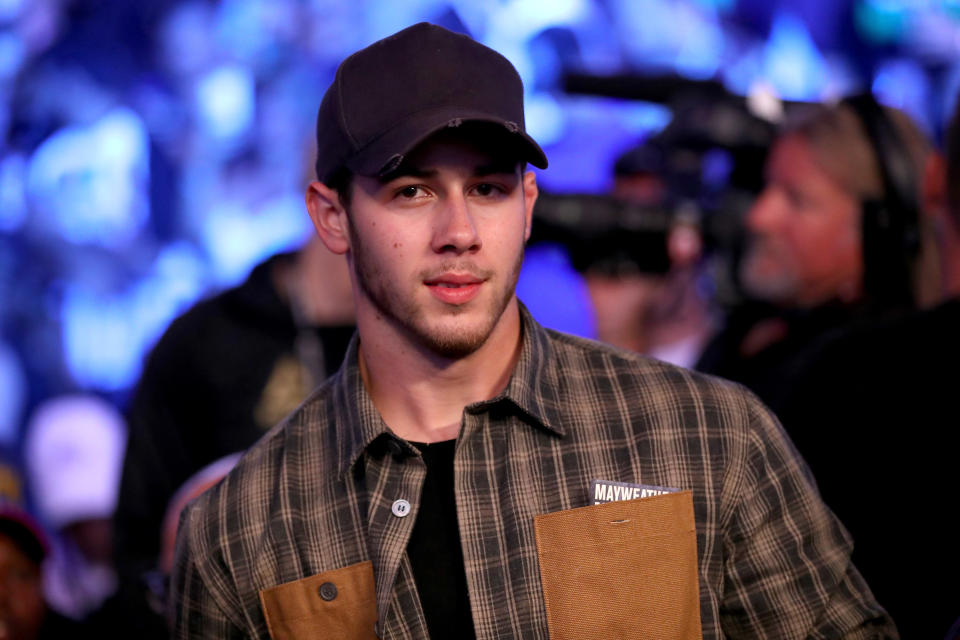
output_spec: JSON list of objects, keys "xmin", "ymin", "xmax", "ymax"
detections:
[
  {"xmin": 425, "ymin": 273, "xmax": 483, "ymax": 286},
  {"xmin": 424, "ymin": 273, "xmax": 485, "ymax": 304}
]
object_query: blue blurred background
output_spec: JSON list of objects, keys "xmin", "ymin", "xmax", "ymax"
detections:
[{"xmin": 2, "ymin": 0, "xmax": 959, "ymax": 449}]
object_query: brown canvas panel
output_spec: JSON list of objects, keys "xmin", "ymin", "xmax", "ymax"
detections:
[
  {"xmin": 259, "ymin": 560, "xmax": 378, "ymax": 640},
  {"xmin": 534, "ymin": 490, "xmax": 702, "ymax": 640}
]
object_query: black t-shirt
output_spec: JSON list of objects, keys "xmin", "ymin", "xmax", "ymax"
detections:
[{"xmin": 407, "ymin": 440, "xmax": 476, "ymax": 639}]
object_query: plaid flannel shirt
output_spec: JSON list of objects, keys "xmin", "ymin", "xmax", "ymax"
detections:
[{"xmin": 171, "ymin": 305, "xmax": 896, "ymax": 639}]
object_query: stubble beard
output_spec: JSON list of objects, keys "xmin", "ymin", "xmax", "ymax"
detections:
[
  {"xmin": 349, "ymin": 223, "xmax": 524, "ymax": 359},
  {"xmin": 739, "ymin": 238, "xmax": 801, "ymax": 304}
]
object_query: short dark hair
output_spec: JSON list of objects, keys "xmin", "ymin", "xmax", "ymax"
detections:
[
  {"xmin": 947, "ymin": 94, "xmax": 960, "ymax": 228},
  {"xmin": 325, "ymin": 166, "xmax": 353, "ymax": 210},
  {"xmin": 325, "ymin": 122, "xmax": 529, "ymax": 212}
]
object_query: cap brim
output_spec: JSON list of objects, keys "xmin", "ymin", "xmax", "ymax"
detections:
[{"xmin": 346, "ymin": 108, "xmax": 548, "ymax": 178}]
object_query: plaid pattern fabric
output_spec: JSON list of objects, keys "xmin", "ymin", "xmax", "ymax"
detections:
[{"xmin": 171, "ymin": 305, "xmax": 896, "ymax": 639}]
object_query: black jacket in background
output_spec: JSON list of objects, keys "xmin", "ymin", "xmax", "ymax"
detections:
[
  {"xmin": 697, "ymin": 300, "xmax": 881, "ymax": 410},
  {"xmin": 113, "ymin": 252, "xmax": 354, "ymax": 638},
  {"xmin": 773, "ymin": 298, "xmax": 960, "ymax": 639}
]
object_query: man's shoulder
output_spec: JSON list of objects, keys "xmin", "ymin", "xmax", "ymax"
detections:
[
  {"xmin": 141, "ymin": 291, "xmax": 253, "ymax": 373},
  {"xmin": 149, "ymin": 253, "xmax": 294, "ymax": 355},
  {"xmin": 531, "ymin": 327, "xmax": 781, "ymax": 451},
  {"xmin": 544, "ymin": 328, "xmax": 758, "ymax": 407}
]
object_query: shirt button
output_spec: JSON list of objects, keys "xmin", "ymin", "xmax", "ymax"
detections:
[
  {"xmin": 392, "ymin": 499, "xmax": 411, "ymax": 517},
  {"xmin": 318, "ymin": 582, "xmax": 338, "ymax": 601}
]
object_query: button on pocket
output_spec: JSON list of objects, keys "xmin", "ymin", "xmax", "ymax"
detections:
[
  {"xmin": 318, "ymin": 581, "xmax": 338, "ymax": 601},
  {"xmin": 259, "ymin": 561, "xmax": 378, "ymax": 639}
]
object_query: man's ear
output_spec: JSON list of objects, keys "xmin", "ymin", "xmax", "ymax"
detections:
[
  {"xmin": 522, "ymin": 170, "xmax": 538, "ymax": 241},
  {"xmin": 306, "ymin": 181, "xmax": 350, "ymax": 254}
]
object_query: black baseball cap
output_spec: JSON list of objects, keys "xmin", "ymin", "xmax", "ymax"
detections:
[{"xmin": 314, "ymin": 22, "xmax": 548, "ymax": 184}]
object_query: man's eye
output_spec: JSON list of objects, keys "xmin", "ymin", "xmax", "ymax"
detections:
[
  {"xmin": 398, "ymin": 185, "xmax": 421, "ymax": 198},
  {"xmin": 474, "ymin": 183, "xmax": 500, "ymax": 196}
]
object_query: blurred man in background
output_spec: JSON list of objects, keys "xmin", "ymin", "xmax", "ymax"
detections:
[
  {"xmin": 600, "ymin": 141, "xmax": 716, "ymax": 366},
  {"xmin": 695, "ymin": 97, "xmax": 950, "ymax": 634},
  {"xmin": 769, "ymin": 93, "xmax": 960, "ymax": 639},
  {"xmin": 115, "ymin": 234, "xmax": 355, "ymax": 638},
  {"xmin": 697, "ymin": 96, "xmax": 938, "ymax": 410}
]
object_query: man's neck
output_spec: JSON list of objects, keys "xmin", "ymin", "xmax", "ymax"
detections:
[
  {"xmin": 275, "ymin": 237, "xmax": 356, "ymax": 326},
  {"xmin": 940, "ymin": 222, "xmax": 960, "ymax": 300},
  {"xmin": 357, "ymin": 302, "xmax": 524, "ymax": 443}
]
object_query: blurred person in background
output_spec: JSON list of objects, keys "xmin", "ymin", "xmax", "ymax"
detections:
[
  {"xmin": 588, "ymin": 140, "xmax": 716, "ymax": 367},
  {"xmin": 115, "ymin": 231, "xmax": 355, "ymax": 637},
  {"xmin": 531, "ymin": 140, "xmax": 719, "ymax": 368},
  {"xmin": 1, "ymin": 461, "xmax": 80, "ymax": 639},
  {"xmin": 0, "ymin": 503, "xmax": 78, "ymax": 640},
  {"xmin": 22, "ymin": 395, "xmax": 126, "ymax": 632},
  {"xmin": 768, "ymin": 92, "xmax": 960, "ymax": 639},
  {"xmin": 697, "ymin": 95, "xmax": 939, "ymax": 411}
]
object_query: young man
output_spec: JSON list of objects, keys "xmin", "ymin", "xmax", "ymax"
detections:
[{"xmin": 171, "ymin": 23, "xmax": 895, "ymax": 639}]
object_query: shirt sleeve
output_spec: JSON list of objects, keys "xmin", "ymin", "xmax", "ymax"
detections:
[
  {"xmin": 169, "ymin": 502, "xmax": 250, "ymax": 639},
  {"xmin": 718, "ymin": 397, "xmax": 898, "ymax": 640}
]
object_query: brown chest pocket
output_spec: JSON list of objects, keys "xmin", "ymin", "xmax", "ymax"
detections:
[
  {"xmin": 534, "ymin": 490, "xmax": 702, "ymax": 640},
  {"xmin": 259, "ymin": 561, "xmax": 378, "ymax": 640}
]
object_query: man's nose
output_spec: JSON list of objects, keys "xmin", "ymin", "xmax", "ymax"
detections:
[
  {"xmin": 745, "ymin": 186, "xmax": 783, "ymax": 234},
  {"xmin": 432, "ymin": 194, "xmax": 481, "ymax": 254}
]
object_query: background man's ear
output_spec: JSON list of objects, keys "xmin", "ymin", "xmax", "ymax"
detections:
[{"xmin": 306, "ymin": 182, "xmax": 350, "ymax": 254}]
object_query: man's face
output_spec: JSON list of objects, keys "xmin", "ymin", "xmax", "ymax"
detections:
[
  {"xmin": 343, "ymin": 129, "xmax": 537, "ymax": 358},
  {"xmin": 740, "ymin": 133, "xmax": 863, "ymax": 308}
]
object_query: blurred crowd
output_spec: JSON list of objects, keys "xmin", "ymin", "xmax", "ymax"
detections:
[{"xmin": 2, "ymin": 1, "xmax": 960, "ymax": 639}]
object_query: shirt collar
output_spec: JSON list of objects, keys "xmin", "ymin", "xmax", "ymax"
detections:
[
  {"xmin": 332, "ymin": 333, "xmax": 393, "ymax": 479},
  {"xmin": 474, "ymin": 302, "xmax": 566, "ymax": 437},
  {"xmin": 333, "ymin": 302, "xmax": 566, "ymax": 478}
]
